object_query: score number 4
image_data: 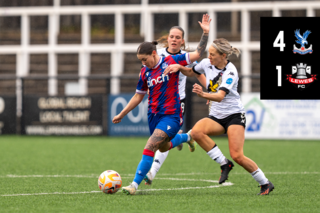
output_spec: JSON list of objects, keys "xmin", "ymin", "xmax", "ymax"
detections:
[{"xmin": 273, "ymin": 31, "xmax": 286, "ymax": 51}]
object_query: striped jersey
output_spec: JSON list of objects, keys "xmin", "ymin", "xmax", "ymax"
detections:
[
  {"xmin": 136, "ymin": 53, "xmax": 191, "ymax": 115},
  {"xmin": 157, "ymin": 48, "xmax": 197, "ymax": 100},
  {"xmin": 193, "ymin": 59, "xmax": 245, "ymax": 119}
]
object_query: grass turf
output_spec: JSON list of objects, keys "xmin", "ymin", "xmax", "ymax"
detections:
[{"xmin": 0, "ymin": 136, "xmax": 319, "ymax": 212}]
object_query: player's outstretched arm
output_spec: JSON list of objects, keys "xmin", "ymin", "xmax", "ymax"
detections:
[
  {"xmin": 163, "ymin": 64, "xmax": 194, "ymax": 76},
  {"xmin": 189, "ymin": 14, "xmax": 211, "ymax": 62},
  {"xmin": 112, "ymin": 93, "xmax": 145, "ymax": 124}
]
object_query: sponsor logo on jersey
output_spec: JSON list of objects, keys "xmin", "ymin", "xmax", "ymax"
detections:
[
  {"xmin": 293, "ymin": 29, "xmax": 313, "ymax": 55},
  {"xmin": 229, "ymin": 72, "xmax": 234, "ymax": 76},
  {"xmin": 167, "ymin": 125, "xmax": 171, "ymax": 130},
  {"xmin": 147, "ymin": 74, "xmax": 170, "ymax": 87},
  {"xmin": 208, "ymin": 72, "xmax": 223, "ymax": 93},
  {"xmin": 286, "ymin": 63, "xmax": 317, "ymax": 90},
  {"xmin": 226, "ymin": 78, "xmax": 233, "ymax": 85}
]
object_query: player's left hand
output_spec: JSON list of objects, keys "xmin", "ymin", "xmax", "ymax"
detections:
[
  {"xmin": 163, "ymin": 64, "xmax": 181, "ymax": 75},
  {"xmin": 198, "ymin": 14, "xmax": 211, "ymax": 34},
  {"xmin": 192, "ymin": 83, "xmax": 204, "ymax": 97}
]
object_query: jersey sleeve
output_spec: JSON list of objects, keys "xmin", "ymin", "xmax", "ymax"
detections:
[
  {"xmin": 186, "ymin": 60, "xmax": 197, "ymax": 68},
  {"xmin": 219, "ymin": 69, "xmax": 238, "ymax": 94},
  {"xmin": 171, "ymin": 53, "xmax": 191, "ymax": 66},
  {"xmin": 192, "ymin": 59, "xmax": 206, "ymax": 75},
  {"xmin": 136, "ymin": 68, "xmax": 148, "ymax": 94}
]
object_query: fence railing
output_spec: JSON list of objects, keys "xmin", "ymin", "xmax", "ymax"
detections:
[{"xmin": 0, "ymin": 1, "xmax": 318, "ymax": 94}]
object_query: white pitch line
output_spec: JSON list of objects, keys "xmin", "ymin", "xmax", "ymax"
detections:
[
  {"xmin": 0, "ymin": 175, "xmax": 98, "ymax": 178},
  {"xmin": 144, "ymin": 171, "xmax": 320, "ymax": 176},
  {"xmin": 0, "ymin": 178, "xmax": 232, "ymax": 197},
  {"xmin": 1, "ymin": 171, "xmax": 319, "ymax": 179},
  {"xmin": 1, "ymin": 191, "xmax": 101, "ymax": 197},
  {"xmin": 138, "ymin": 183, "xmax": 233, "ymax": 192}
]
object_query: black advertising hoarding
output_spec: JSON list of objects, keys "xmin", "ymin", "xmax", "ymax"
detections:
[
  {"xmin": 22, "ymin": 96, "xmax": 103, "ymax": 135},
  {"xmin": 0, "ymin": 96, "xmax": 16, "ymax": 134}
]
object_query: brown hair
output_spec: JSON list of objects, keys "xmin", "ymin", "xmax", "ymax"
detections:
[
  {"xmin": 137, "ymin": 40, "xmax": 158, "ymax": 55},
  {"xmin": 157, "ymin": 26, "xmax": 186, "ymax": 51}
]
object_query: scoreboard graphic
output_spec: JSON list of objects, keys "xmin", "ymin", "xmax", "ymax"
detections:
[{"xmin": 261, "ymin": 17, "xmax": 320, "ymax": 99}]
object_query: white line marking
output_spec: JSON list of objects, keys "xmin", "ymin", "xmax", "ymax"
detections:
[
  {"xmin": 0, "ymin": 177, "xmax": 232, "ymax": 197},
  {"xmin": 1, "ymin": 171, "xmax": 319, "ymax": 179},
  {"xmin": 0, "ymin": 175, "xmax": 98, "ymax": 178},
  {"xmin": 1, "ymin": 191, "xmax": 101, "ymax": 197}
]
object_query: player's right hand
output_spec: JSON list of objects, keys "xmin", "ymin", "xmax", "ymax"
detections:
[
  {"xmin": 163, "ymin": 64, "xmax": 181, "ymax": 75},
  {"xmin": 112, "ymin": 114, "xmax": 123, "ymax": 124}
]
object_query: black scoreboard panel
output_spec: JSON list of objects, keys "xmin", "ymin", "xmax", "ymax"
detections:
[{"xmin": 260, "ymin": 17, "xmax": 320, "ymax": 99}]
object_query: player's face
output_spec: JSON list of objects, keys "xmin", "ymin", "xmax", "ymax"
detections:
[
  {"xmin": 167, "ymin": 29, "xmax": 184, "ymax": 53},
  {"xmin": 208, "ymin": 46, "xmax": 226, "ymax": 68},
  {"xmin": 137, "ymin": 51, "xmax": 156, "ymax": 69}
]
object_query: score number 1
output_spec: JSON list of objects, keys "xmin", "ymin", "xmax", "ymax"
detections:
[
  {"xmin": 273, "ymin": 31, "xmax": 286, "ymax": 51},
  {"xmin": 276, "ymin": 66, "xmax": 282, "ymax": 87}
]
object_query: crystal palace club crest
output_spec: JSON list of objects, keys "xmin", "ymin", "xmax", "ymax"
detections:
[{"xmin": 293, "ymin": 29, "xmax": 313, "ymax": 55}]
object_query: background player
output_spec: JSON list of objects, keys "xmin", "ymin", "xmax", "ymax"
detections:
[
  {"xmin": 164, "ymin": 38, "xmax": 275, "ymax": 195},
  {"xmin": 112, "ymin": 14, "xmax": 211, "ymax": 195}
]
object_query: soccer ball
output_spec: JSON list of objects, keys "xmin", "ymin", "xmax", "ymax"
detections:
[{"xmin": 98, "ymin": 170, "xmax": 122, "ymax": 194}]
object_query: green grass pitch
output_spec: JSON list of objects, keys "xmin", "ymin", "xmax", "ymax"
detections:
[{"xmin": 0, "ymin": 136, "xmax": 320, "ymax": 212}]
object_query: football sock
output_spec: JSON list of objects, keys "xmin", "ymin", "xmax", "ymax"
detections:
[
  {"xmin": 131, "ymin": 181, "xmax": 139, "ymax": 190},
  {"xmin": 251, "ymin": 168, "xmax": 269, "ymax": 185},
  {"xmin": 150, "ymin": 150, "xmax": 169, "ymax": 179},
  {"xmin": 187, "ymin": 133, "xmax": 191, "ymax": 141},
  {"xmin": 170, "ymin": 133, "xmax": 188, "ymax": 148},
  {"xmin": 133, "ymin": 149, "xmax": 154, "ymax": 188},
  {"xmin": 207, "ymin": 145, "xmax": 228, "ymax": 166}
]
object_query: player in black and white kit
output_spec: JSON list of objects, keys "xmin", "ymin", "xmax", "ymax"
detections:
[
  {"xmin": 144, "ymin": 26, "xmax": 206, "ymax": 185},
  {"xmin": 164, "ymin": 38, "xmax": 275, "ymax": 195}
]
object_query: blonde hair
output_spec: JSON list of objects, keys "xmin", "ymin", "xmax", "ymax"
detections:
[{"xmin": 211, "ymin": 38, "xmax": 240, "ymax": 58}]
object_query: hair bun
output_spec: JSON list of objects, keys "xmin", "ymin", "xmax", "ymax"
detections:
[{"xmin": 152, "ymin": 40, "xmax": 158, "ymax": 45}]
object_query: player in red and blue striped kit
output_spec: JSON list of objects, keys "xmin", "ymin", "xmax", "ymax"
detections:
[{"xmin": 112, "ymin": 14, "xmax": 211, "ymax": 195}]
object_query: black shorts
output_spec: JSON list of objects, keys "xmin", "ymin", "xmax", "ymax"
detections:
[
  {"xmin": 180, "ymin": 98, "xmax": 186, "ymax": 116},
  {"xmin": 208, "ymin": 113, "xmax": 246, "ymax": 133}
]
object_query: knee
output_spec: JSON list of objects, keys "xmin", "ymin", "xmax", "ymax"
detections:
[
  {"xmin": 158, "ymin": 147, "xmax": 167, "ymax": 152},
  {"xmin": 230, "ymin": 152, "xmax": 245, "ymax": 165},
  {"xmin": 190, "ymin": 129, "xmax": 204, "ymax": 141}
]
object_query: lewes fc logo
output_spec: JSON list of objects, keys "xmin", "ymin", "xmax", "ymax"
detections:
[
  {"xmin": 293, "ymin": 29, "xmax": 313, "ymax": 55},
  {"xmin": 286, "ymin": 63, "xmax": 317, "ymax": 90}
]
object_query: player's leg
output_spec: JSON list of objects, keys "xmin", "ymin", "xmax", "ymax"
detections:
[
  {"xmin": 145, "ymin": 129, "xmax": 192, "ymax": 185},
  {"xmin": 144, "ymin": 110, "xmax": 189, "ymax": 186},
  {"xmin": 123, "ymin": 114, "xmax": 185, "ymax": 194},
  {"xmin": 156, "ymin": 114, "xmax": 190, "ymax": 153},
  {"xmin": 191, "ymin": 117, "xmax": 234, "ymax": 183},
  {"xmin": 122, "ymin": 128, "xmax": 170, "ymax": 195},
  {"xmin": 227, "ymin": 124, "xmax": 274, "ymax": 195},
  {"xmin": 176, "ymin": 98, "xmax": 187, "ymax": 151},
  {"xmin": 144, "ymin": 150, "xmax": 169, "ymax": 185}
]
